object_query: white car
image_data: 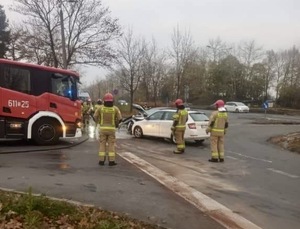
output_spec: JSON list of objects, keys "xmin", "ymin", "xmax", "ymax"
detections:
[
  {"xmin": 131, "ymin": 108, "xmax": 210, "ymax": 144},
  {"xmin": 224, "ymin": 102, "xmax": 250, "ymax": 113},
  {"xmin": 118, "ymin": 99, "xmax": 128, "ymax": 106}
]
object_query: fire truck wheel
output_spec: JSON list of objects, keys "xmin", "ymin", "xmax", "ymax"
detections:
[{"xmin": 32, "ymin": 119, "xmax": 60, "ymax": 145}]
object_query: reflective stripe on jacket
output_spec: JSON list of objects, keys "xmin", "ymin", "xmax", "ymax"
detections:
[
  {"xmin": 93, "ymin": 105, "xmax": 122, "ymax": 132},
  {"xmin": 173, "ymin": 109, "xmax": 188, "ymax": 130},
  {"xmin": 211, "ymin": 111, "xmax": 228, "ymax": 136}
]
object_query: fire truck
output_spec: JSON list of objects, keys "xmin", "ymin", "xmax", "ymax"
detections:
[{"xmin": 0, "ymin": 58, "xmax": 82, "ymax": 145}]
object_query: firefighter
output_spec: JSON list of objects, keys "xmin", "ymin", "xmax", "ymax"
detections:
[
  {"xmin": 82, "ymin": 98, "xmax": 92, "ymax": 131},
  {"xmin": 94, "ymin": 99, "xmax": 103, "ymax": 111},
  {"xmin": 171, "ymin": 99, "xmax": 188, "ymax": 154},
  {"xmin": 93, "ymin": 93, "xmax": 122, "ymax": 166},
  {"xmin": 206, "ymin": 99, "xmax": 229, "ymax": 162},
  {"xmin": 94, "ymin": 99, "xmax": 103, "ymax": 140}
]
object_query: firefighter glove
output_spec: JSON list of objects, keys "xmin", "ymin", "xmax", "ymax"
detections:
[
  {"xmin": 171, "ymin": 126, "xmax": 175, "ymax": 132},
  {"xmin": 206, "ymin": 128, "xmax": 210, "ymax": 135}
]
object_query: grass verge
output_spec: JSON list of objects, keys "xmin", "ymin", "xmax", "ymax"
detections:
[{"xmin": 0, "ymin": 188, "xmax": 165, "ymax": 229}]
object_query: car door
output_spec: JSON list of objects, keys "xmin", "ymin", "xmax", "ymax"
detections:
[
  {"xmin": 143, "ymin": 111, "xmax": 164, "ymax": 136},
  {"xmin": 159, "ymin": 111, "xmax": 175, "ymax": 137},
  {"xmin": 225, "ymin": 102, "xmax": 234, "ymax": 112}
]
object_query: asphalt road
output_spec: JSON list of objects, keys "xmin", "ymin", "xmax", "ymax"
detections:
[
  {"xmin": 0, "ymin": 112, "xmax": 299, "ymax": 229},
  {"xmin": 0, "ymin": 129, "xmax": 223, "ymax": 229}
]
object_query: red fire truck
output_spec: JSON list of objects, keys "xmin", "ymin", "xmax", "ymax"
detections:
[{"xmin": 0, "ymin": 58, "xmax": 82, "ymax": 145}]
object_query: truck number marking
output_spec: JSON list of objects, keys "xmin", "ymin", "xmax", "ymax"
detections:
[{"xmin": 8, "ymin": 100, "xmax": 30, "ymax": 108}]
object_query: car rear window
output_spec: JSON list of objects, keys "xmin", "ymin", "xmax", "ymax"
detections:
[{"xmin": 189, "ymin": 113, "xmax": 209, "ymax": 121}]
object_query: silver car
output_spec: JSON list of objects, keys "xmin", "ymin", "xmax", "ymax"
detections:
[
  {"xmin": 224, "ymin": 101, "xmax": 250, "ymax": 113},
  {"xmin": 131, "ymin": 108, "xmax": 210, "ymax": 144}
]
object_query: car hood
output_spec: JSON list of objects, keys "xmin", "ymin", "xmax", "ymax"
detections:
[{"xmin": 132, "ymin": 103, "xmax": 147, "ymax": 115}]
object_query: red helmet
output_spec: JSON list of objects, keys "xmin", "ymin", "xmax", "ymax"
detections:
[
  {"xmin": 214, "ymin": 99, "xmax": 225, "ymax": 108},
  {"xmin": 103, "ymin": 93, "xmax": 114, "ymax": 102},
  {"xmin": 175, "ymin": 99, "xmax": 184, "ymax": 106}
]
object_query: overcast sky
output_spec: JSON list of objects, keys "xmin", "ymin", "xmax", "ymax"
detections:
[{"xmin": 1, "ymin": 0, "xmax": 300, "ymax": 84}]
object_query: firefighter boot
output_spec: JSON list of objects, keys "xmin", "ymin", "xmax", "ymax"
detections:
[
  {"xmin": 109, "ymin": 161, "xmax": 117, "ymax": 166},
  {"xmin": 208, "ymin": 158, "xmax": 218, "ymax": 163},
  {"xmin": 219, "ymin": 158, "xmax": 224, "ymax": 162},
  {"xmin": 173, "ymin": 149, "xmax": 184, "ymax": 154},
  {"xmin": 98, "ymin": 161, "xmax": 105, "ymax": 166}
]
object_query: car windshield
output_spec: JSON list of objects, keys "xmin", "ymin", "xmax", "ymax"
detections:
[
  {"xmin": 189, "ymin": 113, "xmax": 209, "ymax": 121},
  {"xmin": 235, "ymin": 102, "xmax": 246, "ymax": 106},
  {"xmin": 145, "ymin": 107, "xmax": 164, "ymax": 116}
]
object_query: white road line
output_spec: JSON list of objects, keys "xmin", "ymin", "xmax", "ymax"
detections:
[
  {"xmin": 226, "ymin": 156, "xmax": 240, "ymax": 160},
  {"xmin": 267, "ymin": 168, "xmax": 299, "ymax": 179},
  {"xmin": 119, "ymin": 152, "xmax": 262, "ymax": 229},
  {"xmin": 227, "ymin": 150, "xmax": 273, "ymax": 163}
]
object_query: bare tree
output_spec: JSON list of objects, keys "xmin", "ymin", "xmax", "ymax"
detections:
[
  {"xmin": 0, "ymin": 5, "xmax": 10, "ymax": 58},
  {"xmin": 270, "ymin": 50, "xmax": 286, "ymax": 100},
  {"xmin": 8, "ymin": 24, "xmax": 56, "ymax": 64},
  {"xmin": 141, "ymin": 38, "xmax": 167, "ymax": 106},
  {"xmin": 114, "ymin": 28, "xmax": 146, "ymax": 111},
  {"xmin": 169, "ymin": 26, "xmax": 197, "ymax": 99},
  {"xmin": 12, "ymin": 0, "xmax": 121, "ymax": 68},
  {"xmin": 206, "ymin": 37, "xmax": 232, "ymax": 62},
  {"xmin": 238, "ymin": 40, "xmax": 264, "ymax": 74}
]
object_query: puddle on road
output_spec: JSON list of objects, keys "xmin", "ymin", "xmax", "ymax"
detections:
[{"xmin": 41, "ymin": 150, "xmax": 72, "ymax": 171}]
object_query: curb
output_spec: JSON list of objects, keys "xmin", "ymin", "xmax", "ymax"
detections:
[{"xmin": 119, "ymin": 152, "xmax": 262, "ymax": 229}]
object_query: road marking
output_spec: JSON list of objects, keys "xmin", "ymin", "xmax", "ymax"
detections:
[
  {"xmin": 119, "ymin": 152, "xmax": 262, "ymax": 229},
  {"xmin": 226, "ymin": 156, "xmax": 240, "ymax": 160},
  {"xmin": 227, "ymin": 150, "xmax": 272, "ymax": 163},
  {"xmin": 267, "ymin": 168, "xmax": 299, "ymax": 178}
]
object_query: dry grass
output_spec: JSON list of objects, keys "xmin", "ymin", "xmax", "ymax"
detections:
[
  {"xmin": 0, "ymin": 188, "xmax": 165, "ymax": 229},
  {"xmin": 268, "ymin": 132, "xmax": 300, "ymax": 153}
]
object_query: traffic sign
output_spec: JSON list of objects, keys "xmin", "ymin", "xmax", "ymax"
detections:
[
  {"xmin": 263, "ymin": 102, "xmax": 268, "ymax": 109},
  {"xmin": 113, "ymin": 89, "xmax": 118, "ymax": 95}
]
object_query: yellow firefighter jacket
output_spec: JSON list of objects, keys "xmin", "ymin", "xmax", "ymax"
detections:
[
  {"xmin": 93, "ymin": 105, "xmax": 122, "ymax": 132},
  {"xmin": 173, "ymin": 108, "xmax": 188, "ymax": 130},
  {"xmin": 207, "ymin": 108, "xmax": 228, "ymax": 136}
]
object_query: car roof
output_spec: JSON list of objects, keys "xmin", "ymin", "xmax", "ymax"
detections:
[{"xmin": 149, "ymin": 107, "xmax": 206, "ymax": 114}]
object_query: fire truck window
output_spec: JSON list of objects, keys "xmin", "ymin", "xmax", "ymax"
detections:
[
  {"xmin": 51, "ymin": 76, "xmax": 72, "ymax": 99},
  {"xmin": 3, "ymin": 67, "xmax": 31, "ymax": 94}
]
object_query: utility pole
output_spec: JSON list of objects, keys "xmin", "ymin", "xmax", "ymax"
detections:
[
  {"xmin": 184, "ymin": 85, "xmax": 189, "ymax": 104},
  {"xmin": 59, "ymin": 0, "xmax": 67, "ymax": 69}
]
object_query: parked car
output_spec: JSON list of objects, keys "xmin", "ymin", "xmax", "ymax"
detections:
[
  {"xmin": 118, "ymin": 99, "xmax": 128, "ymax": 106},
  {"xmin": 131, "ymin": 108, "xmax": 210, "ymax": 144},
  {"xmin": 224, "ymin": 101, "xmax": 250, "ymax": 113}
]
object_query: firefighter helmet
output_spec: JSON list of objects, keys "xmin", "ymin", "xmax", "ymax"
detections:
[
  {"xmin": 104, "ymin": 93, "xmax": 114, "ymax": 102},
  {"xmin": 175, "ymin": 99, "xmax": 184, "ymax": 106},
  {"xmin": 214, "ymin": 99, "xmax": 225, "ymax": 108},
  {"xmin": 97, "ymin": 99, "xmax": 103, "ymax": 105}
]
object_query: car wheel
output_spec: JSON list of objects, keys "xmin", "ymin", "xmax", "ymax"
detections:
[
  {"xmin": 170, "ymin": 134, "xmax": 176, "ymax": 144},
  {"xmin": 235, "ymin": 108, "xmax": 239, "ymax": 113},
  {"xmin": 32, "ymin": 119, "xmax": 60, "ymax": 145},
  {"xmin": 133, "ymin": 126, "xmax": 143, "ymax": 138}
]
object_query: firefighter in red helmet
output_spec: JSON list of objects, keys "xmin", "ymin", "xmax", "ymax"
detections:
[
  {"xmin": 93, "ymin": 93, "xmax": 122, "ymax": 166},
  {"xmin": 206, "ymin": 99, "xmax": 228, "ymax": 162},
  {"xmin": 171, "ymin": 99, "xmax": 188, "ymax": 154}
]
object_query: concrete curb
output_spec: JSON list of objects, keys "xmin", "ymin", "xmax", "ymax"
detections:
[{"xmin": 119, "ymin": 152, "xmax": 262, "ymax": 229}]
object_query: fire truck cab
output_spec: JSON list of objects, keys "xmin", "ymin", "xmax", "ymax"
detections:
[{"xmin": 0, "ymin": 59, "xmax": 82, "ymax": 145}]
